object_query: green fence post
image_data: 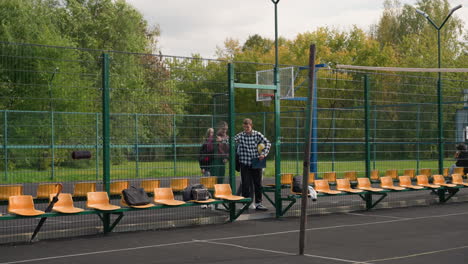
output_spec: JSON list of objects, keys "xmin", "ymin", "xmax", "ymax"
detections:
[
  {"xmin": 173, "ymin": 115, "xmax": 177, "ymax": 177},
  {"xmin": 437, "ymin": 78, "xmax": 444, "ymax": 174},
  {"xmin": 274, "ymin": 69, "xmax": 282, "ymax": 218},
  {"xmin": 50, "ymin": 111, "xmax": 55, "ymax": 180},
  {"xmin": 101, "ymin": 53, "xmax": 111, "ymax": 233},
  {"xmin": 134, "ymin": 113, "xmax": 139, "ymax": 178},
  {"xmin": 364, "ymin": 75, "xmax": 371, "ymax": 179},
  {"xmin": 331, "ymin": 109, "xmax": 336, "ymax": 172},
  {"xmin": 3, "ymin": 110, "xmax": 8, "ymax": 181},
  {"xmin": 373, "ymin": 105, "xmax": 377, "ymax": 170},
  {"xmin": 228, "ymin": 63, "xmax": 236, "ymax": 192},
  {"xmin": 95, "ymin": 113, "xmax": 99, "ymax": 181},
  {"xmin": 416, "ymin": 104, "xmax": 421, "ymax": 172},
  {"xmin": 296, "ymin": 113, "xmax": 299, "ymax": 175}
]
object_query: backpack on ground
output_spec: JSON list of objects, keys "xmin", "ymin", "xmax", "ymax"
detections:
[
  {"xmin": 122, "ymin": 186, "xmax": 151, "ymax": 206},
  {"xmin": 182, "ymin": 184, "xmax": 211, "ymax": 201}
]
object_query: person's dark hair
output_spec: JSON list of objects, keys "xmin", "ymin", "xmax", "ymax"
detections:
[{"xmin": 456, "ymin": 143, "xmax": 467, "ymax": 151}]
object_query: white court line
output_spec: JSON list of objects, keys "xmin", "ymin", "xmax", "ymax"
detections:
[
  {"xmin": 0, "ymin": 241, "xmax": 196, "ymax": 264},
  {"xmin": 1, "ymin": 211, "xmax": 467, "ymax": 264},
  {"xmin": 344, "ymin": 213, "xmax": 410, "ymax": 220},
  {"xmin": 362, "ymin": 245, "xmax": 468, "ymax": 263},
  {"xmin": 197, "ymin": 240, "xmax": 359, "ymax": 263},
  {"xmin": 209, "ymin": 211, "xmax": 468, "ymax": 241}
]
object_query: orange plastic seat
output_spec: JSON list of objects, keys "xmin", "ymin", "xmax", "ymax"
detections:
[
  {"xmin": 86, "ymin": 192, "xmax": 121, "ymax": 211},
  {"xmin": 73, "ymin": 182, "xmax": 96, "ymax": 197},
  {"xmin": 419, "ymin": 168, "xmax": 432, "ymax": 177},
  {"xmin": 170, "ymin": 178, "xmax": 189, "ymax": 192},
  {"xmin": 214, "ymin": 184, "xmax": 245, "ymax": 200},
  {"xmin": 380, "ymin": 176, "xmax": 405, "ymax": 191},
  {"xmin": 343, "ymin": 171, "xmax": 357, "ymax": 182},
  {"xmin": 322, "ymin": 172, "xmax": 336, "ymax": 183},
  {"xmin": 266, "ymin": 173, "xmax": 294, "ymax": 187},
  {"xmin": 153, "ymin": 188, "xmax": 186, "ymax": 206},
  {"xmin": 49, "ymin": 193, "xmax": 84, "ymax": 213},
  {"xmin": 200, "ymin": 177, "xmax": 217, "ymax": 189},
  {"xmin": 398, "ymin": 176, "xmax": 424, "ymax": 190},
  {"xmin": 452, "ymin": 167, "xmax": 464, "ymax": 176},
  {"xmin": 385, "ymin": 170, "xmax": 398, "ymax": 180},
  {"xmin": 109, "ymin": 181, "xmax": 129, "ymax": 195},
  {"xmin": 336, "ymin": 179, "xmax": 363, "ymax": 193},
  {"xmin": 370, "ymin": 170, "xmax": 380, "ymax": 180},
  {"xmin": 416, "ymin": 175, "xmax": 440, "ymax": 188},
  {"xmin": 443, "ymin": 168, "xmax": 449, "ymax": 177},
  {"xmin": 0, "ymin": 185, "xmax": 23, "ymax": 201},
  {"xmin": 314, "ymin": 180, "xmax": 341, "ymax": 194},
  {"xmin": 403, "ymin": 169, "xmax": 416, "ymax": 179},
  {"xmin": 308, "ymin": 172, "xmax": 315, "ymax": 184},
  {"xmin": 36, "ymin": 183, "xmax": 60, "ymax": 199},
  {"xmin": 357, "ymin": 178, "xmax": 384, "ymax": 192},
  {"xmin": 451, "ymin": 174, "xmax": 468, "ymax": 187},
  {"xmin": 432, "ymin": 175, "xmax": 457, "ymax": 188},
  {"xmin": 8, "ymin": 195, "xmax": 45, "ymax": 216},
  {"xmin": 140, "ymin": 180, "xmax": 160, "ymax": 193}
]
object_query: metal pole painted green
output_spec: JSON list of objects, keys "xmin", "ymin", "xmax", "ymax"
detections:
[
  {"xmin": 364, "ymin": 75, "xmax": 371, "ymax": 179},
  {"xmin": 3, "ymin": 111, "xmax": 8, "ymax": 180},
  {"xmin": 50, "ymin": 112, "xmax": 55, "ymax": 180},
  {"xmin": 373, "ymin": 105, "xmax": 377, "ymax": 170},
  {"xmin": 173, "ymin": 115, "xmax": 177, "ymax": 177},
  {"xmin": 296, "ymin": 114, "xmax": 299, "ymax": 175},
  {"xmin": 101, "ymin": 53, "xmax": 111, "ymax": 233},
  {"xmin": 102, "ymin": 53, "xmax": 111, "ymax": 193},
  {"xmin": 416, "ymin": 105, "xmax": 421, "ymax": 172},
  {"xmin": 228, "ymin": 63, "xmax": 236, "ymax": 191},
  {"xmin": 271, "ymin": 0, "xmax": 282, "ymax": 219},
  {"xmin": 48, "ymin": 68, "xmax": 58, "ymax": 180},
  {"xmin": 416, "ymin": 4, "xmax": 463, "ymax": 174},
  {"xmin": 331, "ymin": 109, "xmax": 336, "ymax": 172},
  {"xmin": 95, "ymin": 113, "xmax": 99, "ymax": 181},
  {"xmin": 134, "ymin": 114, "xmax": 139, "ymax": 178}
]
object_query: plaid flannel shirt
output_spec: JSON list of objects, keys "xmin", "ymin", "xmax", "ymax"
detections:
[{"xmin": 234, "ymin": 130, "xmax": 271, "ymax": 166}]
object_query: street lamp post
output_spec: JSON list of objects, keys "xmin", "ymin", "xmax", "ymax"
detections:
[{"xmin": 416, "ymin": 4, "xmax": 462, "ymax": 174}]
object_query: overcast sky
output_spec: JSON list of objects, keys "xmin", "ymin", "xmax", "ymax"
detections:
[{"xmin": 126, "ymin": 0, "xmax": 467, "ymax": 58}]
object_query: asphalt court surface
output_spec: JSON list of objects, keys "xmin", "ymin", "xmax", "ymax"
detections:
[{"xmin": 1, "ymin": 202, "xmax": 467, "ymax": 264}]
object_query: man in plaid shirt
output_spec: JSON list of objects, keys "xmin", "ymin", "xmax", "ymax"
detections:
[{"xmin": 235, "ymin": 118, "xmax": 271, "ymax": 211}]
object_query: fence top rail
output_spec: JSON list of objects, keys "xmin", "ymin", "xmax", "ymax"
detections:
[{"xmin": 337, "ymin": 65, "xmax": 468, "ymax": 73}]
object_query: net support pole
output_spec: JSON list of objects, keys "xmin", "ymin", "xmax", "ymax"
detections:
[{"xmin": 299, "ymin": 44, "xmax": 316, "ymax": 255}]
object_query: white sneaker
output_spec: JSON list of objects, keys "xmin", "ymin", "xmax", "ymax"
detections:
[
  {"xmin": 249, "ymin": 203, "xmax": 256, "ymax": 209},
  {"xmin": 255, "ymin": 203, "xmax": 268, "ymax": 211},
  {"xmin": 200, "ymin": 205, "xmax": 208, "ymax": 209}
]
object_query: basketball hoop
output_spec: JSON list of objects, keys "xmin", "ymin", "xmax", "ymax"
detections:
[{"xmin": 259, "ymin": 93, "xmax": 274, "ymax": 107}]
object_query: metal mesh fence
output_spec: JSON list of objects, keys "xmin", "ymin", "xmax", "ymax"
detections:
[{"xmin": 0, "ymin": 41, "xmax": 467, "ymax": 243}]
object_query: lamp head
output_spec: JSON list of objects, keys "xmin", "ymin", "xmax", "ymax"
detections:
[
  {"xmin": 449, "ymin": 4, "xmax": 462, "ymax": 16},
  {"xmin": 415, "ymin": 8, "xmax": 429, "ymax": 18}
]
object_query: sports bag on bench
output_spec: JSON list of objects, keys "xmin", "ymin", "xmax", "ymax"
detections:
[
  {"xmin": 182, "ymin": 184, "xmax": 211, "ymax": 201},
  {"xmin": 292, "ymin": 176, "xmax": 317, "ymax": 201},
  {"xmin": 122, "ymin": 186, "xmax": 151, "ymax": 206}
]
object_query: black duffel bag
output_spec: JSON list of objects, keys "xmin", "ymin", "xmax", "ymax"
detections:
[
  {"xmin": 122, "ymin": 186, "xmax": 151, "ymax": 206},
  {"xmin": 183, "ymin": 184, "xmax": 211, "ymax": 201}
]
